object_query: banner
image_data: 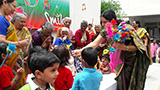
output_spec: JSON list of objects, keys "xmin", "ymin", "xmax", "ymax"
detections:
[{"xmin": 14, "ymin": 0, "xmax": 70, "ymax": 30}]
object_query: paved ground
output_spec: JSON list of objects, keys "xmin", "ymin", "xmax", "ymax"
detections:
[{"xmin": 144, "ymin": 63, "xmax": 160, "ymax": 90}]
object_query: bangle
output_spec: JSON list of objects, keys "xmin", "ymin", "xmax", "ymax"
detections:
[
  {"xmin": 126, "ymin": 46, "xmax": 129, "ymax": 51},
  {"xmin": 12, "ymin": 78, "xmax": 17, "ymax": 82}
]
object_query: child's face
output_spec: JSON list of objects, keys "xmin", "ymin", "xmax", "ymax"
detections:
[
  {"xmin": 61, "ymin": 31, "xmax": 68, "ymax": 38},
  {"xmin": 102, "ymin": 57, "xmax": 109, "ymax": 66},
  {"xmin": 40, "ymin": 63, "xmax": 59, "ymax": 83}
]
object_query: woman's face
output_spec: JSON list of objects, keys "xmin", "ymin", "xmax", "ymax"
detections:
[
  {"xmin": 5, "ymin": 0, "xmax": 17, "ymax": 15},
  {"xmin": 101, "ymin": 17, "xmax": 110, "ymax": 28},
  {"xmin": 14, "ymin": 16, "xmax": 26, "ymax": 30},
  {"xmin": 64, "ymin": 19, "xmax": 71, "ymax": 28},
  {"xmin": 94, "ymin": 25, "xmax": 101, "ymax": 33}
]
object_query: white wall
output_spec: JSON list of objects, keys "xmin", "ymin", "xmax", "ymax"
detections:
[
  {"xmin": 119, "ymin": 0, "xmax": 160, "ymax": 16},
  {"xmin": 70, "ymin": 0, "xmax": 101, "ymax": 33}
]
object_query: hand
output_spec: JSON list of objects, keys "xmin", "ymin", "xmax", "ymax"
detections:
[
  {"xmin": 16, "ymin": 68, "xmax": 24, "ymax": 76},
  {"xmin": 20, "ymin": 39, "xmax": 30, "ymax": 47},
  {"xmin": 23, "ymin": 56, "xmax": 28, "ymax": 64},
  {"xmin": 114, "ymin": 42, "xmax": 126, "ymax": 50},
  {"xmin": 72, "ymin": 49, "xmax": 82, "ymax": 56},
  {"xmin": 45, "ymin": 36, "xmax": 52, "ymax": 44}
]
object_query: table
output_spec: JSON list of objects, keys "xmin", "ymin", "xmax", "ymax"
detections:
[{"xmin": 99, "ymin": 73, "xmax": 117, "ymax": 90}]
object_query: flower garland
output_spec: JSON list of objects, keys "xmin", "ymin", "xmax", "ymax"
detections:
[{"xmin": 105, "ymin": 20, "xmax": 136, "ymax": 53}]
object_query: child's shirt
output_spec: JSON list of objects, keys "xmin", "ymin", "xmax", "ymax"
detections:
[
  {"xmin": 54, "ymin": 66, "xmax": 74, "ymax": 90},
  {"xmin": 0, "ymin": 65, "xmax": 15, "ymax": 90},
  {"xmin": 54, "ymin": 37, "xmax": 74, "ymax": 50},
  {"xmin": 72, "ymin": 68, "xmax": 103, "ymax": 90},
  {"xmin": 19, "ymin": 76, "xmax": 54, "ymax": 90}
]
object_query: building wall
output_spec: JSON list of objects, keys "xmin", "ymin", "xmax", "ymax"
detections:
[
  {"xmin": 70, "ymin": 0, "xmax": 101, "ymax": 33},
  {"xmin": 119, "ymin": 0, "xmax": 160, "ymax": 16},
  {"xmin": 118, "ymin": 0, "xmax": 160, "ymax": 40}
]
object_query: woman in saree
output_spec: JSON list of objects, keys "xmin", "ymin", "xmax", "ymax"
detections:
[
  {"xmin": 133, "ymin": 20, "xmax": 152, "ymax": 62},
  {"xmin": 11, "ymin": 13, "xmax": 32, "ymax": 89},
  {"xmin": 73, "ymin": 10, "xmax": 151, "ymax": 90},
  {"xmin": 0, "ymin": 0, "xmax": 29, "ymax": 89}
]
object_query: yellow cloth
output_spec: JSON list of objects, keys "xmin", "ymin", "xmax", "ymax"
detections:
[
  {"xmin": 136, "ymin": 28, "xmax": 152, "ymax": 63},
  {"xmin": 5, "ymin": 20, "xmax": 20, "ymax": 69},
  {"xmin": 15, "ymin": 27, "xmax": 32, "ymax": 90},
  {"xmin": 81, "ymin": 31, "xmax": 87, "ymax": 43},
  {"xmin": 16, "ymin": 27, "xmax": 32, "ymax": 56}
]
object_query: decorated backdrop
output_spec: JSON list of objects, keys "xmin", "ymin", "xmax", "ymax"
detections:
[{"xmin": 14, "ymin": 0, "xmax": 69, "ymax": 30}]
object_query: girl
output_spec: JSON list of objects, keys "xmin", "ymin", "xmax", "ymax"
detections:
[
  {"xmin": 0, "ymin": 42, "xmax": 24, "ymax": 90},
  {"xmin": 52, "ymin": 45, "xmax": 74, "ymax": 90},
  {"xmin": 100, "ymin": 53, "xmax": 111, "ymax": 74}
]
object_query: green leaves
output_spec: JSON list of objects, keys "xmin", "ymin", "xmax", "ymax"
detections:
[{"xmin": 101, "ymin": 0, "xmax": 126, "ymax": 18}]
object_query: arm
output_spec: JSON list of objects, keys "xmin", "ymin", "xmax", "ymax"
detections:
[
  {"xmin": 114, "ymin": 42, "xmax": 137, "ymax": 51},
  {"xmin": 72, "ymin": 35, "xmax": 105, "ymax": 56},
  {"xmin": 0, "ymin": 35, "xmax": 29, "ymax": 48},
  {"xmin": 3, "ymin": 68, "xmax": 24, "ymax": 90},
  {"xmin": 144, "ymin": 35, "xmax": 148, "ymax": 47}
]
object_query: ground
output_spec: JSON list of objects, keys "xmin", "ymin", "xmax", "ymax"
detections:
[{"xmin": 144, "ymin": 63, "xmax": 160, "ymax": 90}]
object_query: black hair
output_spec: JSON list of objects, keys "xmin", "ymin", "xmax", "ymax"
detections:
[
  {"xmin": 135, "ymin": 20, "xmax": 141, "ymax": 27},
  {"xmin": 52, "ymin": 45, "xmax": 70, "ymax": 67},
  {"xmin": 0, "ymin": 42, "xmax": 7, "ymax": 64},
  {"xmin": 102, "ymin": 54, "xmax": 110, "ymax": 61},
  {"xmin": 81, "ymin": 47, "xmax": 98, "ymax": 67},
  {"xmin": 27, "ymin": 46, "xmax": 47, "ymax": 70},
  {"xmin": 101, "ymin": 10, "xmax": 117, "ymax": 22},
  {"xmin": 28, "ymin": 51, "xmax": 60, "ymax": 75},
  {"xmin": 117, "ymin": 19, "xmax": 123, "ymax": 25},
  {"xmin": 88, "ymin": 23, "xmax": 92, "ymax": 26},
  {"xmin": 0, "ymin": 0, "xmax": 15, "ymax": 7}
]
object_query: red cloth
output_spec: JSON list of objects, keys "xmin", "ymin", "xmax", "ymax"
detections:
[
  {"xmin": 54, "ymin": 66, "xmax": 74, "ymax": 90},
  {"xmin": 89, "ymin": 32, "xmax": 95, "ymax": 41},
  {"xmin": 0, "ymin": 65, "xmax": 15, "ymax": 90},
  {"xmin": 75, "ymin": 29, "xmax": 90, "ymax": 48}
]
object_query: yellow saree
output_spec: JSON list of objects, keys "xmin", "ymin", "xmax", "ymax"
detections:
[
  {"xmin": 136, "ymin": 28, "xmax": 152, "ymax": 63},
  {"xmin": 15, "ymin": 27, "xmax": 32, "ymax": 90},
  {"xmin": 5, "ymin": 20, "xmax": 20, "ymax": 69}
]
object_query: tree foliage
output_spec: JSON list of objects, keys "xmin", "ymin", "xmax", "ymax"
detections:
[{"xmin": 101, "ymin": 0, "xmax": 126, "ymax": 18}]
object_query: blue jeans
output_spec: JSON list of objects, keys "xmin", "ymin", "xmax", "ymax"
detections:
[{"xmin": 152, "ymin": 56, "xmax": 156, "ymax": 63}]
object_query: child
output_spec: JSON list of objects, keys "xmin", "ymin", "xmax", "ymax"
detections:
[
  {"xmin": 25, "ymin": 46, "xmax": 47, "ymax": 82},
  {"xmin": 19, "ymin": 51, "xmax": 60, "ymax": 90},
  {"xmin": 0, "ymin": 42, "xmax": 24, "ymax": 90},
  {"xmin": 52, "ymin": 45, "xmax": 74, "ymax": 90},
  {"xmin": 72, "ymin": 47, "xmax": 103, "ymax": 90},
  {"xmin": 54, "ymin": 27, "xmax": 74, "ymax": 50},
  {"xmin": 100, "ymin": 53, "xmax": 111, "ymax": 74}
]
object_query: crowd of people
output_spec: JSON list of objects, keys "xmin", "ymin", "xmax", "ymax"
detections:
[{"xmin": 0, "ymin": 0, "xmax": 160, "ymax": 90}]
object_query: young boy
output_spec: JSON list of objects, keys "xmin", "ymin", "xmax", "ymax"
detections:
[
  {"xmin": 19, "ymin": 51, "xmax": 60, "ymax": 90},
  {"xmin": 72, "ymin": 47, "xmax": 103, "ymax": 90}
]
